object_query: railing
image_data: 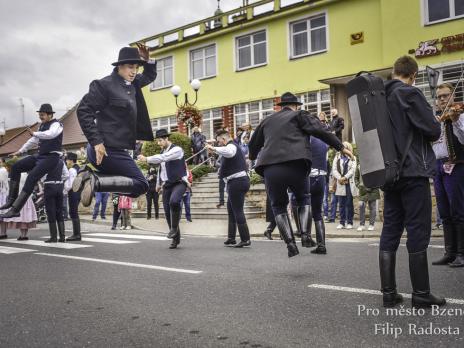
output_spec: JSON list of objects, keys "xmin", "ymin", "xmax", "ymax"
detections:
[{"xmin": 131, "ymin": 0, "xmax": 318, "ymax": 49}]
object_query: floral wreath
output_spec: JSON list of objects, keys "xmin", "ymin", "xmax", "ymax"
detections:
[{"xmin": 177, "ymin": 105, "xmax": 202, "ymax": 128}]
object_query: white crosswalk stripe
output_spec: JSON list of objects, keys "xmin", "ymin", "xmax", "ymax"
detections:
[
  {"xmin": 85, "ymin": 233, "xmax": 171, "ymax": 241},
  {"xmin": 369, "ymin": 243, "xmax": 444, "ymax": 249},
  {"xmin": 0, "ymin": 239, "xmax": 92, "ymax": 249},
  {"xmin": 38, "ymin": 237, "xmax": 139, "ymax": 245},
  {"xmin": 0, "ymin": 246, "xmax": 37, "ymax": 254}
]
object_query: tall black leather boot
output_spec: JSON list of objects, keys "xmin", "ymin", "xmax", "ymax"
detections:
[
  {"xmin": 298, "ymin": 205, "xmax": 316, "ymax": 248},
  {"xmin": 275, "ymin": 213, "xmax": 299, "ymax": 258},
  {"xmin": 167, "ymin": 207, "xmax": 181, "ymax": 239},
  {"xmin": 57, "ymin": 221, "xmax": 66, "ymax": 242},
  {"xmin": 66, "ymin": 219, "xmax": 82, "ymax": 241},
  {"xmin": 432, "ymin": 223, "xmax": 456, "ymax": 265},
  {"xmin": 379, "ymin": 250, "xmax": 403, "ymax": 307},
  {"xmin": 224, "ymin": 222, "xmax": 237, "ymax": 245},
  {"xmin": 0, "ymin": 180, "xmax": 19, "ymax": 209},
  {"xmin": 311, "ymin": 220, "xmax": 327, "ymax": 254},
  {"xmin": 169, "ymin": 229, "xmax": 181, "ymax": 249},
  {"xmin": 409, "ymin": 250, "xmax": 446, "ymax": 308},
  {"xmin": 291, "ymin": 206, "xmax": 301, "ymax": 238},
  {"xmin": 0, "ymin": 191, "xmax": 30, "ymax": 218},
  {"xmin": 234, "ymin": 224, "xmax": 251, "ymax": 248},
  {"xmin": 449, "ymin": 224, "xmax": 464, "ymax": 268},
  {"xmin": 45, "ymin": 222, "xmax": 58, "ymax": 243},
  {"xmin": 81, "ymin": 174, "xmax": 134, "ymax": 207}
]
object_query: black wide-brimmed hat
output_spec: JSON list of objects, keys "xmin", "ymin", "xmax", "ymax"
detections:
[
  {"xmin": 36, "ymin": 103, "xmax": 55, "ymax": 114},
  {"xmin": 154, "ymin": 129, "xmax": 170, "ymax": 139},
  {"xmin": 112, "ymin": 47, "xmax": 145, "ymax": 66},
  {"xmin": 66, "ymin": 152, "xmax": 78, "ymax": 161},
  {"xmin": 277, "ymin": 92, "xmax": 302, "ymax": 106}
]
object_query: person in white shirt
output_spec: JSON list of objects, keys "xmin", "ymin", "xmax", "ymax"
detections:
[
  {"xmin": 64, "ymin": 152, "xmax": 82, "ymax": 241},
  {"xmin": 138, "ymin": 129, "xmax": 188, "ymax": 249},
  {"xmin": 0, "ymin": 104, "xmax": 63, "ymax": 219}
]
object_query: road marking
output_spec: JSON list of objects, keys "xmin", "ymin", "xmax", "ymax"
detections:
[
  {"xmin": 0, "ymin": 246, "xmax": 37, "ymax": 254},
  {"xmin": 0, "ymin": 239, "xmax": 92, "ymax": 249},
  {"xmin": 369, "ymin": 243, "xmax": 444, "ymax": 249},
  {"xmin": 85, "ymin": 233, "xmax": 171, "ymax": 241},
  {"xmin": 39, "ymin": 237, "xmax": 139, "ymax": 245},
  {"xmin": 329, "ymin": 238, "xmax": 378, "ymax": 243},
  {"xmin": 308, "ymin": 284, "xmax": 464, "ymax": 305},
  {"xmin": 34, "ymin": 253, "xmax": 202, "ymax": 274}
]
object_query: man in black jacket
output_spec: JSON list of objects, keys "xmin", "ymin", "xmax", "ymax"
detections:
[
  {"xmin": 75, "ymin": 45, "xmax": 157, "ymax": 206},
  {"xmin": 330, "ymin": 108, "xmax": 344, "ymax": 141},
  {"xmin": 379, "ymin": 56, "xmax": 445, "ymax": 309},
  {"xmin": 249, "ymin": 92, "xmax": 352, "ymax": 258}
]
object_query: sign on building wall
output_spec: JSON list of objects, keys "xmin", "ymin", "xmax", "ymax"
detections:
[{"xmin": 409, "ymin": 33, "xmax": 464, "ymax": 58}]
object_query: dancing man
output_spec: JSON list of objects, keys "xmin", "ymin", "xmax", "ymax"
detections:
[{"xmin": 75, "ymin": 44, "xmax": 157, "ymax": 206}]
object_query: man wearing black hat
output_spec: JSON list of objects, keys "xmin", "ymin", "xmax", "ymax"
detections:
[
  {"xmin": 249, "ymin": 92, "xmax": 352, "ymax": 257},
  {"xmin": 65, "ymin": 152, "xmax": 82, "ymax": 241},
  {"xmin": 138, "ymin": 129, "xmax": 188, "ymax": 249},
  {"xmin": 0, "ymin": 104, "xmax": 64, "ymax": 218},
  {"xmin": 75, "ymin": 44, "xmax": 157, "ymax": 206},
  {"xmin": 206, "ymin": 129, "xmax": 251, "ymax": 247}
]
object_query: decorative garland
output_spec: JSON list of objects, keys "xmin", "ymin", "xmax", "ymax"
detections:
[{"xmin": 176, "ymin": 105, "xmax": 202, "ymax": 128}]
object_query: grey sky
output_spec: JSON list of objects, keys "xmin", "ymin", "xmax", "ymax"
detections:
[{"xmin": 0, "ymin": 0, "xmax": 244, "ymax": 129}]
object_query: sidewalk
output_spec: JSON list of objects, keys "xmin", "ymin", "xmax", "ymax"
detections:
[{"xmin": 81, "ymin": 215, "xmax": 444, "ymax": 239}]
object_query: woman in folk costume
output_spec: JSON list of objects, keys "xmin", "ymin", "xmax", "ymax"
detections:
[
  {"xmin": 0, "ymin": 162, "xmax": 9, "ymax": 239},
  {"xmin": 118, "ymin": 195, "xmax": 132, "ymax": 230}
]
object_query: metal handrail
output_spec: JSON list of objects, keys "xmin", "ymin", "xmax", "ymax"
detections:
[
  {"xmin": 185, "ymin": 146, "xmax": 208, "ymax": 162},
  {"xmin": 190, "ymin": 156, "xmax": 214, "ymax": 173}
]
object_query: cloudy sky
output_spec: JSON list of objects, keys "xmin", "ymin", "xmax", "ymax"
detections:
[{"xmin": 0, "ymin": 0, "xmax": 245, "ymax": 129}]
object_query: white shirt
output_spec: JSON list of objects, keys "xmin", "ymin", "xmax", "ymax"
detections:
[
  {"xmin": 432, "ymin": 113, "xmax": 464, "ymax": 160},
  {"xmin": 18, "ymin": 122, "xmax": 63, "ymax": 154},
  {"xmin": 64, "ymin": 167, "xmax": 78, "ymax": 192},
  {"xmin": 213, "ymin": 143, "xmax": 237, "ymax": 158},
  {"xmin": 146, "ymin": 145, "xmax": 187, "ymax": 187}
]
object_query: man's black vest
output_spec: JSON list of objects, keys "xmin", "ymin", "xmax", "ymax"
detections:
[
  {"xmin": 37, "ymin": 119, "xmax": 63, "ymax": 155},
  {"xmin": 219, "ymin": 141, "xmax": 248, "ymax": 179},
  {"xmin": 72, "ymin": 163, "xmax": 80, "ymax": 172},
  {"xmin": 310, "ymin": 137, "xmax": 328, "ymax": 172},
  {"xmin": 443, "ymin": 120, "xmax": 464, "ymax": 163},
  {"xmin": 164, "ymin": 145, "xmax": 186, "ymax": 184},
  {"xmin": 46, "ymin": 160, "xmax": 64, "ymax": 182}
]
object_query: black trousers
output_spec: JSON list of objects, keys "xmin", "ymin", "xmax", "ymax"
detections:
[
  {"xmin": 146, "ymin": 189, "xmax": 159, "ymax": 218},
  {"xmin": 219, "ymin": 178, "xmax": 225, "ymax": 205},
  {"xmin": 10, "ymin": 154, "xmax": 61, "ymax": 194},
  {"xmin": 263, "ymin": 160, "xmax": 310, "ymax": 216},
  {"xmin": 380, "ymin": 177, "xmax": 432, "ymax": 253},
  {"xmin": 310, "ymin": 175, "xmax": 325, "ymax": 222},
  {"xmin": 227, "ymin": 176, "xmax": 250, "ymax": 226},
  {"xmin": 68, "ymin": 191, "xmax": 81, "ymax": 220},
  {"xmin": 162, "ymin": 182, "xmax": 187, "ymax": 228},
  {"xmin": 44, "ymin": 183, "xmax": 64, "ymax": 224},
  {"xmin": 112, "ymin": 203, "xmax": 120, "ymax": 227}
]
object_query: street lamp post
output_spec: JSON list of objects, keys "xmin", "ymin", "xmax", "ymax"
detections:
[
  {"xmin": 0, "ymin": 119, "xmax": 5, "ymax": 144},
  {"xmin": 170, "ymin": 79, "xmax": 202, "ymax": 134}
]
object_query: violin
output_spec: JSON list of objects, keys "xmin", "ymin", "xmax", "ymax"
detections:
[{"xmin": 439, "ymin": 102, "xmax": 464, "ymax": 122}]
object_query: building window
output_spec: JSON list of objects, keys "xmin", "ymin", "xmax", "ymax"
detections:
[
  {"xmin": 152, "ymin": 56, "xmax": 173, "ymax": 90},
  {"xmin": 425, "ymin": 0, "xmax": 464, "ymax": 24},
  {"xmin": 236, "ymin": 30, "xmax": 267, "ymax": 70},
  {"xmin": 299, "ymin": 89, "xmax": 331, "ymax": 115},
  {"xmin": 290, "ymin": 14, "xmax": 327, "ymax": 59},
  {"xmin": 200, "ymin": 108, "xmax": 223, "ymax": 140},
  {"xmin": 190, "ymin": 44, "xmax": 216, "ymax": 80},
  {"xmin": 233, "ymin": 99, "xmax": 274, "ymax": 134},
  {"xmin": 151, "ymin": 115, "xmax": 178, "ymax": 133}
]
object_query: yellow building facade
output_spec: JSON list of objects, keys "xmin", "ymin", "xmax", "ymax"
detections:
[{"xmin": 134, "ymin": 0, "xmax": 464, "ymax": 140}]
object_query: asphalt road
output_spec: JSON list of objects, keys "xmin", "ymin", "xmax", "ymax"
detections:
[{"xmin": 0, "ymin": 223, "xmax": 463, "ymax": 348}]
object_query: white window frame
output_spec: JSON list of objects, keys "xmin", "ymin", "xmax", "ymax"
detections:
[
  {"xmin": 423, "ymin": 0, "xmax": 464, "ymax": 25},
  {"xmin": 289, "ymin": 12, "xmax": 328, "ymax": 59},
  {"xmin": 151, "ymin": 115, "xmax": 178, "ymax": 133},
  {"xmin": 151, "ymin": 56, "xmax": 174, "ymax": 91},
  {"xmin": 299, "ymin": 89, "xmax": 331, "ymax": 115},
  {"xmin": 233, "ymin": 99, "xmax": 274, "ymax": 134},
  {"xmin": 199, "ymin": 108, "xmax": 224, "ymax": 140},
  {"xmin": 189, "ymin": 44, "xmax": 217, "ymax": 80},
  {"xmin": 235, "ymin": 29, "xmax": 268, "ymax": 71}
]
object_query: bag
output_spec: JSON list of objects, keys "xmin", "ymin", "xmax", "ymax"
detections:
[{"xmin": 347, "ymin": 72, "xmax": 412, "ymax": 190}]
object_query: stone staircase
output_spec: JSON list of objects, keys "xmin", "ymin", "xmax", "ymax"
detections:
[{"xmin": 132, "ymin": 172, "xmax": 266, "ymax": 220}]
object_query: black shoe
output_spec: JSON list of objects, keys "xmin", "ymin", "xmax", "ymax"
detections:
[
  {"xmin": 57, "ymin": 221, "xmax": 66, "ymax": 242},
  {"xmin": 45, "ymin": 222, "xmax": 58, "ymax": 243},
  {"xmin": 72, "ymin": 169, "xmax": 91, "ymax": 193},
  {"xmin": 275, "ymin": 213, "xmax": 299, "ymax": 258},
  {"xmin": 66, "ymin": 219, "xmax": 81, "ymax": 241},
  {"xmin": 0, "ymin": 191, "xmax": 31, "ymax": 219},
  {"xmin": 111, "ymin": 225, "xmax": 116, "ymax": 230},
  {"xmin": 224, "ymin": 239, "xmax": 236, "ymax": 246},
  {"xmin": 0, "ymin": 235, "xmax": 8, "ymax": 239},
  {"xmin": 264, "ymin": 229, "xmax": 273, "ymax": 240},
  {"xmin": 167, "ymin": 208, "xmax": 181, "ymax": 239},
  {"xmin": 66, "ymin": 235, "xmax": 81, "ymax": 242},
  {"xmin": 379, "ymin": 250, "xmax": 403, "ymax": 307},
  {"xmin": 409, "ymin": 250, "xmax": 446, "ymax": 308},
  {"xmin": 432, "ymin": 223, "xmax": 456, "ymax": 265},
  {"xmin": 237, "ymin": 224, "xmax": 250, "ymax": 245},
  {"xmin": 234, "ymin": 240, "xmax": 251, "ymax": 248},
  {"xmin": 0, "ymin": 180, "xmax": 19, "ymax": 210},
  {"xmin": 216, "ymin": 203, "xmax": 224, "ymax": 209},
  {"xmin": 311, "ymin": 220, "xmax": 327, "ymax": 254},
  {"xmin": 448, "ymin": 225, "xmax": 464, "ymax": 268},
  {"xmin": 81, "ymin": 174, "xmax": 96, "ymax": 207},
  {"xmin": 17, "ymin": 236, "xmax": 28, "ymax": 241},
  {"xmin": 169, "ymin": 234, "xmax": 180, "ymax": 249},
  {"xmin": 169, "ymin": 241, "xmax": 178, "ymax": 249},
  {"xmin": 449, "ymin": 255, "xmax": 464, "ymax": 268},
  {"xmin": 298, "ymin": 205, "xmax": 313, "ymax": 248}
]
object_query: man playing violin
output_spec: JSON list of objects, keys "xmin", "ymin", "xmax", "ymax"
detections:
[{"xmin": 432, "ymin": 82, "xmax": 464, "ymax": 268}]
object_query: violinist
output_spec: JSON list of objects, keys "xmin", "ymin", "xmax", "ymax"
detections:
[{"xmin": 432, "ymin": 82, "xmax": 464, "ymax": 268}]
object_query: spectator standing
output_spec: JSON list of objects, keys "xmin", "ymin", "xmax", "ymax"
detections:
[
  {"xmin": 355, "ymin": 164, "xmax": 380, "ymax": 231},
  {"xmin": 330, "ymin": 108, "xmax": 344, "ymax": 142},
  {"xmin": 191, "ymin": 127, "xmax": 207, "ymax": 165},
  {"xmin": 118, "ymin": 195, "xmax": 132, "ymax": 230},
  {"xmin": 146, "ymin": 167, "xmax": 159, "ymax": 219},
  {"xmin": 92, "ymin": 192, "xmax": 109, "ymax": 221}
]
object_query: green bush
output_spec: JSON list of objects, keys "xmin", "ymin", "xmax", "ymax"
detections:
[
  {"xmin": 189, "ymin": 164, "xmax": 214, "ymax": 180},
  {"xmin": 249, "ymin": 170, "xmax": 263, "ymax": 186},
  {"xmin": 142, "ymin": 132, "xmax": 192, "ymax": 160}
]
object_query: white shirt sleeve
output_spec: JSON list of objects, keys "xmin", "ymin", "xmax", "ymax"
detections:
[
  {"xmin": 33, "ymin": 122, "xmax": 63, "ymax": 140},
  {"xmin": 64, "ymin": 168, "xmax": 76, "ymax": 192},
  {"xmin": 452, "ymin": 113, "xmax": 464, "ymax": 145},
  {"xmin": 18, "ymin": 136, "xmax": 40, "ymax": 153},
  {"xmin": 214, "ymin": 143, "xmax": 237, "ymax": 158},
  {"xmin": 147, "ymin": 146, "xmax": 184, "ymax": 164}
]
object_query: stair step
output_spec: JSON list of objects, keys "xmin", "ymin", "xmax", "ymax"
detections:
[{"xmin": 140, "ymin": 212, "xmax": 264, "ymax": 219}]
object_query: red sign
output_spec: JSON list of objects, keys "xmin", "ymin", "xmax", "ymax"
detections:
[{"xmin": 409, "ymin": 33, "xmax": 464, "ymax": 58}]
